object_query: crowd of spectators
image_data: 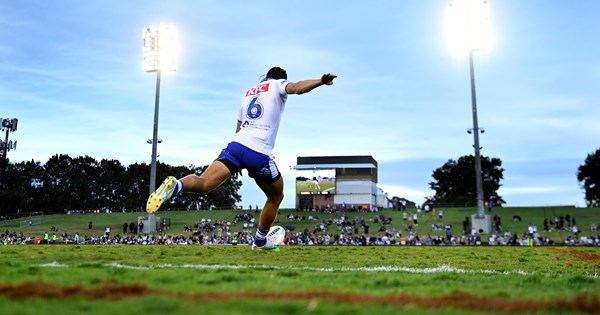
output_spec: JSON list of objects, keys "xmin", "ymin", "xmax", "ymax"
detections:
[{"xmin": 1, "ymin": 210, "xmax": 598, "ymax": 246}]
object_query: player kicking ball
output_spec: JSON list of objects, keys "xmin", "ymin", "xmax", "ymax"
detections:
[{"xmin": 146, "ymin": 67, "xmax": 336, "ymax": 250}]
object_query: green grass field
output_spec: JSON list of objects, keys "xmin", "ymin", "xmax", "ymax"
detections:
[
  {"xmin": 0, "ymin": 245, "xmax": 598, "ymax": 314},
  {"xmin": 0, "ymin": 207, "xmax": 599, "ymax": 314}
]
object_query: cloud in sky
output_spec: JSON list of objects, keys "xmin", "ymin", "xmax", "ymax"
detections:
[{"xmin": 1, "ymin": 1, "xmax": 598, "ymax": 209}]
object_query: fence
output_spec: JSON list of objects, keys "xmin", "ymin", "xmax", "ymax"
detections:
[{"xmin": 19, "ymin": 217, "xmax": 42, "ymax": 228}]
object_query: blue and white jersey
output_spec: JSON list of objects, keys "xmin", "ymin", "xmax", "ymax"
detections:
[{"xmin": 233, "ymin": 79, "xmax": 290, "ymax": 156}]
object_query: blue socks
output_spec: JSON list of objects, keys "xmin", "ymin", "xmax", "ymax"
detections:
[{"xmin": 254, "ymin": 227, "xmax": 269, "ymax": 246}]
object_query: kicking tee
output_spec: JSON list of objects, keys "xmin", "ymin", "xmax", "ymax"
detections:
[{"xmin": 233, "ymin": 79, "xmax": 290, "ymax": 157}]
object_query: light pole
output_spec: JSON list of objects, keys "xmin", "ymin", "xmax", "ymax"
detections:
[
  {"xmin": 468, "ymin": 49, "xmax": 485, "ymax": 217},
  {"xmin": 446, "ymin": 0, "xmax": 493, "ymax": 232},
  {"xmin": 142, "ymin": 25, "xmax": 178, "ymax": 195},
  {"xmin": 0, "ymin": 117, "xmax": 18, "ymax": 176},
  {"xmin": 142, "ymin": 25, "xmax": 177, "ymax": 233}
]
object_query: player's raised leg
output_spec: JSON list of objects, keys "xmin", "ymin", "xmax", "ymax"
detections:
[{"xmin": 146, "ymin": 160, "xmax": 233, "ymax": 214}]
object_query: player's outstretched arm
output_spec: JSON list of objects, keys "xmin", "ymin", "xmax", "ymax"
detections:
[{"xmin": 286, "ymin": 73, "xmax": 337, "ymax": 95}]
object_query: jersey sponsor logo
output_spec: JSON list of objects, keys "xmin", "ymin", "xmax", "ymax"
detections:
[{"xmin": 245, "ymin": 82, "xmax": 270, "ymax": 96}]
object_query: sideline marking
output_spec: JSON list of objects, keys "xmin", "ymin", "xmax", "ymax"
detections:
[
  {"xmin": 41, "ymin": 261, "xmax": 533, "ymax": 276},
  {"xmin": 39, "ymin": 262, "xmax": 68, "ymax": 267}
]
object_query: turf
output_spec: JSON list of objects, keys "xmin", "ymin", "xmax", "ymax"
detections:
[
  {"xmin": 0, "ymin": 245, "xmax": 598, "ymax": 314},
  {"xmin": 0, "ymin": 207, "xmax": 598, "ymax": 314}
]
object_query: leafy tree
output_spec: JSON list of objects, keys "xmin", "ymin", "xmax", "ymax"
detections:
[
  {"xmin": 162, "ymin": 164, "xmax": 243, "ymax": 210},
  {"xmin": 123, "ymin": 162, "xmax": 150, "ymax": 210},
  {"xmin": 0, "ymin": 159, "xmax": 46, "ymax": 213},
  {"xmin": 577, "ymin": 148, "xmax": 600, "ymax": 207},
  {"xmin": 0, "ymin": 159, "xmax": 27, "ymax": 213},
  {"xmin": 69, "ymin": 155, "xmax": 102, "ymax": 210},
  {"xmin": 429, "ymin": 155, "xmax": 505, "ymax": 207},
  {"xmin": 15, "ymin": 159, "xmax": 45, "ymax": 212},
  {"xmin": 42, "ymin": 154, "xmax": 74, "ymax": 212},
  {"xmin": 97, "ymin": 159, "xmax": 127, "ymax": 211},
  {"xmin": 0, "ymin": 155, "xmax": 244, "ymax": 214}
]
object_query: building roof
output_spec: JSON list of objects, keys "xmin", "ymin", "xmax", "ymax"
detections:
[
  {"xmin": 294, "ymin": 163, "xmax": 375, "ymax": 170},
  {"xmin": 295, "ymin": 156, "xmax": 377, "ymax": 169}
]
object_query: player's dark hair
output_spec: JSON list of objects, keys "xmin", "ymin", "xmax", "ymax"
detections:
[{"xmin": 266, "ymin": 67, "xmax": 287, "ymax": 80}]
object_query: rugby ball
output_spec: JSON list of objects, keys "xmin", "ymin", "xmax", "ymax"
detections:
[{"xmin": 266, "ymin": 225, "xmax": 286, "ymax": 248}]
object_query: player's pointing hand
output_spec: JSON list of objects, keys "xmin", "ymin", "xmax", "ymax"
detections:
[{"xmin": 321, "ymin": 73, "xmax": 337, "ymax": 85}]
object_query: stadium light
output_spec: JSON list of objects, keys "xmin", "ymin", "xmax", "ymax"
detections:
[
  {"xmin": 446, "ymin": 0, "xmax": 493, "ymax": 231},
  {"xmin": 143, "ymin": 25, "xmax": 178, "ymax": 73},
  {"xmin": 142, "ymin": 25, "xmax": 178, "ymax": 197},
  {"xmin": 0, "ymin": 117, "xmax": 19, "ymax": 175},
  {"xmin": 445, "ymin": 0, "xmax": 493, "ymax": 54}
]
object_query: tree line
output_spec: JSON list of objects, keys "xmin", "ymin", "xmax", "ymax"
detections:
[
  {"xmin": 2, "ymin": 147, "xmax": 598, "ymax": 216},
  {"xmin": 0, "ymin": 154, "xmax": 242, "ymax": 215},
  {"xmin": 413, "ymin": 148, "xmax": 599, "ymax": 208}
]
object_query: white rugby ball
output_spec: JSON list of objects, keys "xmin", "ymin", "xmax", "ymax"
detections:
[{"xmin": 266, "ymin": 225, "xmax": 286, "ymax": 247}]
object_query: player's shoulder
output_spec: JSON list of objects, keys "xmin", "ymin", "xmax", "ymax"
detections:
[
  {"xmin": 274, "ymin": 79, "xmax": 290, "ymax": 86},
  {"xmin": 275, "ymin": 79, "xmax": 290, "ymax": 93}
]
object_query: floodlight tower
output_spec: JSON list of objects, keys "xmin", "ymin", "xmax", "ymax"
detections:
[
  {"xmin": 446, "ymin": 0, "xmax": 493, "ymax": 233},
  {"xmin": 142, "ymin": 25, "xmax": 177, "ymax": 233},
  {"xmin": 0, "ymin": 117, "xmax": 18, "ymax": 176},
  {"xmin": 142, "ymin": 25, "xmax": 178, "ymax": 196}
]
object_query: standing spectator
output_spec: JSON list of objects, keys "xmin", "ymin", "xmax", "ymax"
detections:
[
  {"xmin": 123, "ymin": 222, "xmax": 128, "ymax": 234},
  {"xmin": 88, "ymin": 221, "xmax": 92, "ymax": 229},
  {"xmin": 105, "ymin": 226, "xmax": 111, "ymax": 238},
  {"xmin": 463, "ymin": 217, "xmax": 471, "ymax": 235},
  {"xmin": 496, "ymin": 215, "xmax": 502, "ymax": 232},
  {"xmin": 139, "ymin": 221, "xmax": 144, "ymax": 234},
  {"xmin": 438, "ymin": 209, "xmax": 444, "ymax": 220},
  {"xmin": 413, "ymin": 213, "xmax": 418, "ymax": 226},
  {"xmin": 129, "ymin": 222, "xmax": 136, "ymax": 234}
]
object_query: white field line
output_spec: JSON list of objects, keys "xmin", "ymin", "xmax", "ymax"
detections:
[
  {"xmin": 39, "ymin": 261, "xmax": 530, "ymax": 276},
  {"xmin": 38, "ymin": 261, "xmax": 69, "ymax": 267},
  {"xmin": 38, "ymin": 261, "xmax": 600, "ymax": 278}
]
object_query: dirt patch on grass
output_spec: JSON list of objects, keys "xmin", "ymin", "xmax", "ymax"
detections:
[
  {"xmin": 0, "ymin": 282, "xmax": 598, "ymax": 314},
  {"xmin": 550, "ymin": 248, "xmax": 600, "ymax": 262}
]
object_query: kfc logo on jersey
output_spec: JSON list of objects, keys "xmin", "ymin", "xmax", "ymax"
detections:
[{"xmin": 245, "ymin": 83, "xmax": 270, "ymax": 96}]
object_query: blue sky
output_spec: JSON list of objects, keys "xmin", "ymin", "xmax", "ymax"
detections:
[{"xmin": 1, "ymin": 1, "xmax": 598, "ymax": 208}]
